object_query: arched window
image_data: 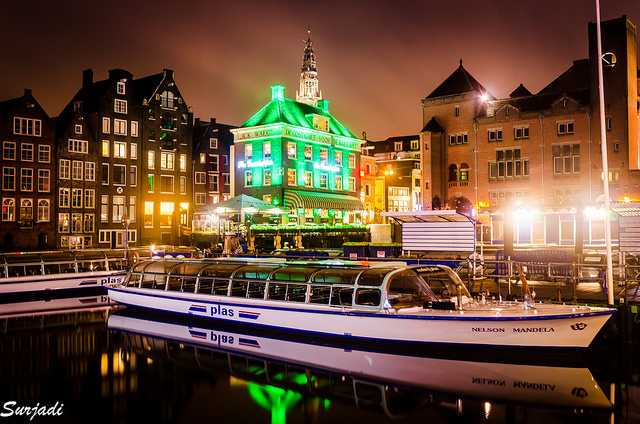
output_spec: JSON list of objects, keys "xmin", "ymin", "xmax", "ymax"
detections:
[
  {"xmin": 37, "ymin": 199, "xmax": 50, "ymax": 222},
  {"xmin": 2, "ymin": 198, "xmax": 15, "ymax": 222},
  {"xmin": 448, "ymin": 164, "xmax": 458, "ymax": 182},
  {"xmin": 160, "ymin": 91, "xmax": 174, "ymax": 109},
  {"xmin": 19, "ymin": 199, "xmax": 33, "ymax": 222},
  {"xmin": 459, "ymin": 163, "xmax": 470, "ymax": 182}
]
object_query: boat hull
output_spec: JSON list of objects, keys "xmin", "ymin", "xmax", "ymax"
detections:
[
  {"xmin": 108, "ymin": 286, "xmax": 614, "ymax": 348},
  {"xmin": 0, "ymin": 271, "xmax": 125, "ymax": 296}
]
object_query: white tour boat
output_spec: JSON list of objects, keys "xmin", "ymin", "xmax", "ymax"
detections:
[
  {"xmin": 108, "ymin": 312, "xmax": 612, "ymax": 409},
  {"xmin": 0, "ymin": 253, "xmax": 127, "ymax": 296},
  {"xmin": 107, "ymin": 258, "xmax": 616, "ymax": 348}
]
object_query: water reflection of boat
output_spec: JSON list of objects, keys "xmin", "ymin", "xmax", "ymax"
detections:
[
  {"xmin": 0, "ymin": 291, "xmax": 112, "ymax": 318},
  {"xmin": 107, "ymin": 311, "xmax": 612, "ymax": 411},
  {"xmin": 109, "ymin": 259, "xmax": 615, "ymax": 348}
]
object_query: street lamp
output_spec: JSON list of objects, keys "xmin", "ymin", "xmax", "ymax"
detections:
[{"xmin": 595, "ymin": 0, "xmax": 614, "ymax": 305}]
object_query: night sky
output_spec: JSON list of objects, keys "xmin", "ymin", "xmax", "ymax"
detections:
[{"xmin": 1, "ymin": 0, "xmax": 639, "ymax": 139}]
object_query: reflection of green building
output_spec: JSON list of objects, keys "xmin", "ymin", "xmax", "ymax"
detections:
[{"xmin": 231, "ymin": 85, "xmax": 364, "ymax": 225}]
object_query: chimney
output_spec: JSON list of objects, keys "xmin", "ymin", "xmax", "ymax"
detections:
[
  {"xmin": 23, "ymin": 88, "xmax": 32, "ymax": 97},
  {"xmin": 163, "ymin": 68, "xmax": 175, "ymax": 78},
  {"xmin": 210, "ymin": 117, "xmax": 216, "ymax": 124},
  {"xmin": 82, "ymin": 69, "xmax": 93, "ymax": 89}
]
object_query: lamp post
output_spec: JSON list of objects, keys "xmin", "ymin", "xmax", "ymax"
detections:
[{"xmin": 595, "ymin": 0, "xmax": 614, "ymax": 305}]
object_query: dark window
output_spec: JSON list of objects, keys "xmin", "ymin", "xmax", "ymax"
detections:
[
  {"xmin": 247, "ymin": 281, "xmax": 266, "ymax": 299},
  {"xmin": 387, "ymin": 270, "xmax": 436, "ymax": 308},
  {"xmin": 268, "ymin": 283, "xmax": 287, "ymax": 300},
  {"xmin": 286, "ymin": 284, "xmax": 307, "ymax": 302},
  {"xmin": 309, "ymin": 286, "xmax": 331, "ymax": 304},
  {"xmin": 330, "ymin": 287, "xmax": 354, "ymax": 306},
  {"xmin": 357, "ymin": 268, "xmax": 393, "ymax": 286},
  {"xmin": 355, "ymin": 288, "xmax": 381, "ymax": 306},
  {"xmin": 230, "ymin": 280, "xmax": 249, "ymax": 297}
]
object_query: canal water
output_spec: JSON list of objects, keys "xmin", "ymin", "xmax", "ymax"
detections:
[{"xmin": 1, "ymin": 292, "xmax": 638, "ymax": 423}]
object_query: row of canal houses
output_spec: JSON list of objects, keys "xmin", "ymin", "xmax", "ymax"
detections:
[{"xmin": 0, "ymin": 68, "xmax": 235, "ymax": 251}]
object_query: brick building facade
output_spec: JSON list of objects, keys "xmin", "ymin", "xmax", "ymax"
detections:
[{"xmin": 0, "ymin": 90, "xmax": 55, "ymax": 251}]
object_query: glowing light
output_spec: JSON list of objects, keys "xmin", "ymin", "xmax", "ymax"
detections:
[
  {"xmin": 483, "ymin": 401, "xmax": 492, "ymax": 419},
  {"xmin": 238, "ymin": 159, "xmax": 274, "ymax": 169},
  {"xmin": 313, "ymin": 162, "xmax": 340, "ymax": 172},
  {"xmin": 160, "ymin": 202, "xmax": 174, "ymax": 215},
  {"xmin": 623, "ymin": 196, "xmax": 631, "ymax": 203},
  {"xmin": 271, "ymin": 85, "xmax": 285, "ymax": 101},
  {"xmin": 513, "ymin": 208, "xmax": 538, "ymax": 223},
  {"xmin": 179, "ymin": 202, "xmax": 189, "ymax": 210},
  {"xmin": 584, "ymin": 206, "xmax": 607, "ymax": 220},
  {"xmin": 480, "ymin": 92, "xmax": 489, "ymax": 102},
  {"xmin": 242, "ymin": 207, "xmax": 258, "ymax": 214}
]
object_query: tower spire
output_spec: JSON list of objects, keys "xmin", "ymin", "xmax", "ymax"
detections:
[{"xmin": 296, "ymin": 28, "xmax": 322, "ymax": 105}]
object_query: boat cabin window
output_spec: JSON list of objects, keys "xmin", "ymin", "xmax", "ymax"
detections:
[
  {"xmin": 234, "ymin": 266, "xmax": 278, "ymax": 281},
  {"xmin": 357, "ymin": 268, "xmax": 393, "ymax": 286},
  {"xmin": 386, "ymin": 270, "xmax": 436, "ymax": 309},
  {"xmin": 166, "ymin": 263, "xmax": 202, "ymax": 292},
  {"xmin": 309, "ymin": 285, "xmax": 331, "ymax": 304},
  {"xmin": 197, "ymin": 264, "xmax": 242, "ymax": 295},
  {"xmin": 312, "ymin": 269, "xmax": 360, "ymax": 285},
  {"xmin": 355, "ymin": 288, "xmax": 381, "ymax": 307},
  {"xmin": 140, "ymin": 261, "xmax": 172, "ymax": 289},
  {"xmin": 330, "ymin": 287, "xmax": 353, "ymax": 306}
]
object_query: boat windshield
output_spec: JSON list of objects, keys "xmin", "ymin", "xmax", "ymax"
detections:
[
  {"xmin": 414, "ymin": 267, "xmax": 470, "ymax": 298},
  {"xmin": 386, "ymin": 270, "xmax": 436, "ymax": 309}
]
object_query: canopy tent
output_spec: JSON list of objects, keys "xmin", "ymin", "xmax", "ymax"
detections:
[{"xmin": 284, "ymin": 189, "xmax": 363, "ymax": 211}]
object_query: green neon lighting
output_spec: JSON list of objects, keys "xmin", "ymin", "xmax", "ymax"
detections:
[
  {"xmin": 271, "ymin": 85, "xmax": 285, "ymax": 101},
  {"xmin": 247, "ymin": 383, "xmax": 301, "ymax": 424},
  {"xmin": 242, "ymin": 85, "xmax": 357, "ymax": 138}
]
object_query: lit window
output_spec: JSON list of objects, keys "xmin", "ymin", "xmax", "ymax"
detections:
[
  {"xmin": 263, "ymin": 170, "xmax": 271, "ymax": 186},
  {"xmin": 320, "ymin": 148, "xmax": 328, "ymax": 163},
  {"xmin": 159, "ymin": 202, "xmax": 174, "ymax": 227},
  {"xmin": 147, "ymin": 174, "xmax": 154, "ymax": 193},
  {"xmin": 287, "ymin": 142, "xmax": 297, "ymax": 159},
  {"xmin": 335, "ymin": 175, "xmax": 342, "ymax": 190},
  {"xmin": 245, "ymin": 170, "xmax": 252, "ymax": 186},
  {"xmin": 75, "ymin": 124, "xmax": 82, "ymax": 134},
  {"xmin": 131, "ymin": 121, "xmax": 139, "ymax": 137},
  {"xmin": 71, "ymin": 188, "xmax": 83, "ymax": 208},
  {"xmin": 68, "ymin": 139, "xmax": 88, "ymax": 153},
  {"xmin": 335, "ymin": 151, "xmax": 342, "ymax": 166},
  {"xmin": 102, "ymin": 140, "xmax": 110, "ymax": 157},
  {"xmin": 58, "ymin": 213, "xmax": 69, "ymax": 233},
  {"xmin": 130, "ymin": 143, "xmax": 137, "ymax": 159},
  {"xmin": 116, "ymin": 81, "xmax": 126, "ymax": 95},
  {"xmin": 179, "ymin": 154, "xmax": 187, "ymax": 172},
  {"xmin": 180, "ymin": 176, "xmax": 187, "ymax": 194},
  {"xmin": 394, "ymin": 141, "xmax": 402, "ymax": 151},
  {"xmin": 59, "ymin": 160, "xmax": 70, "ymax": 179},
  {"xmin": 287, "ymin": 169, "xmax": 296, "ymax": 186},
  {"xmin": 114, "ymin": 99, "xmax": 128, "ymax": 114},
  {"xmin": 348, "ymin": 177, "xmax": 356, "ymax": 192},
  {"xmin": 37, "ymin": 199, "xmax": 50, "ymax": 222},
  {"xmin": 144, "ymin": 201, "xmax": 154, "ymax": 227},
  {"xmin": 84, "ymin": 189, "xmax": 95, "ymax": 209},
  {"xmin": 100, "ymin": 195, "xmax": 109, "ymax": 223},
  {"xmin": 263, "ymin": 142, "xmax": 271, "ymax": 159},
  {"xmin": 304, "ymin": 145, "xmax": 312, "ymax": 160},
  {"xmin": 102, "ymin": 117, "xmax": 110, "ymax": 134},
  {"xmin": 160, "ymin": 91, "xmax": 174, "ymax": 109},
  {"xmin": 148, "ymin": 151, "xmax": 155, "ymax": 169},
  {"xmin": 20, "ymin": 168, "xmax": 33, "ymax": 191},
  {"xmin": 210, "ymin": 138, "xmax": 218, "ymax": 149},
  {"xmin": 114, "ymin": 119, "xmax": 127, "ymax": 135},
  {"xmin": 72, "ymin": 160, "xmax": 83, "ymax": 180},
  {"xmin": 112, "ymin": 196, "xmax": 125, "ymax": 223},
  {"xmin": 114, "ymin": 141, "xmax": 126, "ymax": 159},
  {"xmin": 19, "ymin": 199, "xmax": 33, "ymax": 223},
  {"xmin": 58, "ymin": 188, "xmax": 70, "ymax": 208},
  {"xmin": 304, "ymin": 171, "xmax": 312, "ymax": 187},
  {"xmin": 200, "ymin": 153, "xmax": 206, "ymax": 164},
  {"xmin": 85, "ymin": 162, "xmax": 95, "ymax": 181},
  {"xmin": 195, "ymin": 172, "xmax": 206, "ymax": 184},
  {"xmin": 160, "ymin": 152, "xmax": 174, "ymax": 170},
  {"xmin": 319, "ymin": 173, "xmax": 328, "ymax": 189},
  {"xmin": 2, "ymin": 198, "xmax": 15, "ymax": 221},
  {"xmin": 348, "ymin": 154, "xmax": 356, "ymax": 169},
  {"xmin": 245, "ymin": 144, "xmax": 253, "ymax": 161}
]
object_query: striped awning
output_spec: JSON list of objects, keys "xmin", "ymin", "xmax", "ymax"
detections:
[{"xmin": 284, "ymin": 189, "xmax": 363, "ymax": 211}]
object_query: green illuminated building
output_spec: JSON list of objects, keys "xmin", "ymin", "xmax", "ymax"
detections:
[{"xmin": 230, "ymin": 84, "xmax": 364, "ymax": 224}]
